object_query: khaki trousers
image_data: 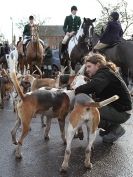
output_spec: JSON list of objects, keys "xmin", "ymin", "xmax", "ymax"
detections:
[{"xmin": 94, "ymin": 41, "xmax": 109, "ymax": 50}]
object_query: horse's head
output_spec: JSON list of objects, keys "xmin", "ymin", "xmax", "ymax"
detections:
[
  {"xmin": 30, "ymin": 24, "xmax": 39, "ymax": 42},
  {"xmin": 82, "ymin": 18, "xmax": 96, "ymax": 45}
]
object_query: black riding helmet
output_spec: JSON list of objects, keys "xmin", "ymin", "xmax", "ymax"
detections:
[
  {"xmin": 29, "ymin": 15, "xmax": 34, "ymax": 20},
  {"xmin": 110, "ymin": 12, "xmax": 119, "ymax": 21},
  {"xmin": 71, "ymin": 6, "xmax": 78, "ymax": 11}
]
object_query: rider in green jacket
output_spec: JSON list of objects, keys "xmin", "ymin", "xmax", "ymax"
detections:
[{"xmin": 61, "ymin": 6, "xmax": 81, "ymax": 56}]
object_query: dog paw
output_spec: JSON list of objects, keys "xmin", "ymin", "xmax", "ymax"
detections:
[
  {"xmin": 41, "ymin": 123, "xmax": 46, "ymax": 128},
  {"xmin": 15, "ymin": 151, "xmax": 22, "ymax": 159},
  {"xmin": 60, "ymin": 166, "xmax": 67, "ymax": 173},
  {"xmin": 84, "ymin": 161, "xmax": 92, "ymax": 169},
  {"xmin": 44, "ymin": 136, "xmax": 50, "ymax": 141}
]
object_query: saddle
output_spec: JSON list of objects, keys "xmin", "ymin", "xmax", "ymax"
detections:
[
  {"xmin": 60, "ymin": 36, "xmax": 74, "ymax": 57},
  {"xmin": 98, "ymin": 41, "xmax": 121, "ymax": 53}
]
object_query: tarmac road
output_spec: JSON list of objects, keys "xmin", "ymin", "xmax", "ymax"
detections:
[{"xmin": 0, "ymin": 99, "xmax": 133, "ymax": 177}]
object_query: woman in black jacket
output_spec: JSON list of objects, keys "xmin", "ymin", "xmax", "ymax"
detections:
[{"xmin": 75, "ymin": 54, "xmax": 132, "ymax": 143}]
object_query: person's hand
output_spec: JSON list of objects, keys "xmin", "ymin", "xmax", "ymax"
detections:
[
  {"xmin": 66, "ymin": 32, "xmax": 70, "ymax": 36},
  {"xmin": 71, "ymin": 31, "xmax": 75, "ymax": 35}
]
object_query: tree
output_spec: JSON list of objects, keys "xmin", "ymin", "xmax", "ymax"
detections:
[
  {"xmin": 16, "ymin": 15, "xmax": 51, "ymax": 34},
  {"xmin": 95, "ymin": 0, "xmax": 133, "ymax": 37}
]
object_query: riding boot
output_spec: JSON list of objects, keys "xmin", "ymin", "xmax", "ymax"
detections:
[
  {"xmin": 61, "ymin": 44, "xmax": 66, "ymax": 58},
  {"xmin": 23, "ymin": 44, "xmax": 26, "ymax": 56}
]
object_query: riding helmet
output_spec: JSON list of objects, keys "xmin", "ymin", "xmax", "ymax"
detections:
[
  {"xmin": 110, "ymin": 12, "xmax": 119, "ymax": 21},
  {"xmin": 29, "ymin": 15, "xmax": 34, "ymax": 20},
  {"xmin": 71, "ymin": 6, "xmax": 78, "ymax": 11}
]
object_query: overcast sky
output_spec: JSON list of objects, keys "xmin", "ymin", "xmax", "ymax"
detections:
[{"xmin": 0, "ymin": 0, "xmax": 133, "ymax": 43}]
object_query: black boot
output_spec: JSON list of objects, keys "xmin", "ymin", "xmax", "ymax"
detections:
[
  {"xmin": 61, "ymin": 44, "xmax": 66, "ymax": 58},
  {"xmin": 103, "ymin": 124, "xmax": 125, "ymax": 143},
  {"xmin": 98, "ymin": 120, "xmax": 112, "ymax": 137},
  {"xmin": 23, "ymin": 44, "xmax": 26, "ymax": 56}
]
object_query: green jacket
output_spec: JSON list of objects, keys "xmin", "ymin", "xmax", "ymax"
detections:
[
  {"xmin": 23, "ymin": 24, "xmax": 31, "ymax": 37},
  {"xmin": 63, "ymin": 15, "xmax": 81, "ymax": 33}
]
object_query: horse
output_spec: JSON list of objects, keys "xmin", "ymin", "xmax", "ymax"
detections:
[
  {"xmin": 26, "ymin": 24, "xmax": 44, "ymax": 74},
  {"xmin": 17, "ymin": 41, "xmax": 27, "ymax": 74},
  {"xmin": 59, "ymin": 18, "xmax": 96, "ymax": 73},
  {"xmin": 0, "ymin": 45, "xmax": 9, "ymax": 69},
  {"xmin": 0, "ymin": 55, "xmax": 8, "ymax": 69},
  {"xmin": 90, "ymin": 33, "xmax": 133, "ymax": 85}
]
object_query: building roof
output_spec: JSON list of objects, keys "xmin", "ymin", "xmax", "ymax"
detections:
[{"xmin": 39, "ymin": 25, "xmax": 64, "ymax": 37}]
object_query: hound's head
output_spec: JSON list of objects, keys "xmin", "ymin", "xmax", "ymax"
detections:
[{"xmin": 70, "ymin": 75, "xmax": 88, "ymax": 90}]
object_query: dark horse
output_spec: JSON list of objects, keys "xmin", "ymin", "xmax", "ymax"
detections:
[
  {"xmin": 91, "ymin": 33, "xmax": 133, "ymax": 85},
  {"xmin": 0, "ymin": 45, "xmax": 9, "ymax": 69},
  {"xmin": 59, "ymin": 18, "xmax": 96, "ymax": 73},
  {"xmin": 0, "ymin": 55, "xmax": 8, "ymax": 69},
  {"xmin": 26, "ymin": 25, "xmax": 44, "ymax": 74},
  {"xmin": 17, "ymin": 41, "xmax": 27, "ymax": 74}
]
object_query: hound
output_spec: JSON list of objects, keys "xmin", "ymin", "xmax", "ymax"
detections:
[{"xmin": 60, "ymin": 75, "xmax": 119, "ymax": 173}]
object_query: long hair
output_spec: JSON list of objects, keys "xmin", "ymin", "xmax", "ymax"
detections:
[{"xmin": 85, "ymin": 53, "xmax": 118, "ymax": 72}]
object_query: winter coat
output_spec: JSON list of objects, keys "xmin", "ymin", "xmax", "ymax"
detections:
[
  {"xmin": 23, "ymin": 24, "xmax": 31, "ymax": 37},
  {"xmin": 100, "ymin": 21, "xmax": 123, "ymax": 45},
  {"xmin": 75, "ymin": 67, "xmax": 132, "ymax": 112}
]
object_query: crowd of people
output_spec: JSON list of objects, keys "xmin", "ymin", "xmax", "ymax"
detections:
[{"xmin": 0, "ymin": 6, "xmax": 132, "ymax": 144}]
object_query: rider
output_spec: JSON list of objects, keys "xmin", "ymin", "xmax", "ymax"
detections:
[
  {"xmin": 94, "ymin": 12, "xmax": 123, "ymax": 51},
  {"xmin": 75, "ymin": 53, "xmax": 132, "ymax": 143},
  {"xmin": 43, "ymin": 45, "xmax": 53, "ymax": 78},
  {"xmin": 61, "ymin": 6, "xmax": 81, "ymax": 56},
  {"xmin": 23, "ymin": 15, "xmax": 35, "ymax": 56},
  {"xmin": 4, "ymin": 42, "xmax": 10, "ymax": 54},
  {"xmin": 17, "ymin": 37, "xmax": 22, "ymax": 47}
]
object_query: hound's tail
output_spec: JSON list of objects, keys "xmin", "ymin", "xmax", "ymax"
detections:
[
  {"xmin": 11, "ymin": 72, "xmax": 25, "ymax": 100},
  {"xmin": 8, "ymin": 52, "xmax": 25, "ymax": 101},
  {"xmin": 85, "ymin": 95, "xmax": 119, "ymax": 108}
]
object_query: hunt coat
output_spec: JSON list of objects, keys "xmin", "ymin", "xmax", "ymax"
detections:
[{"xmin": 63, "ymin": 15, "xmax": 81, "ymax": 34}]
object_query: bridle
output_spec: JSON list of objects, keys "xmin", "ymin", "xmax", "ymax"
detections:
[
  {"xmin": 82, "ymin": 21, "xmax": 94, "ymax": 49},
  {"xmin": 31, "ymin": 25, "xmax": 39, "ymax": 41}
]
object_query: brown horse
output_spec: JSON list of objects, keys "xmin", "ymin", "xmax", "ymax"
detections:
[
  {"xmin": 17, "ymin": 41, "xmax": 27, "ymax": 74},
  {"xmin": 26, "ymin": 25, "xmax": 44, "ymax": 74}
]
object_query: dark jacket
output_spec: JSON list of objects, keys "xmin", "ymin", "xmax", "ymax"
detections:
[
  {"xmin": 100, "ymin": 21, "xmax": 123, "ymax": 45},
  {"xmin": 4, "ymin": 45, "xmax": 10, "ymax": 54},
  {"xmin": 23, "ymin": 24, "xmax": 31, "ymax": 37},
  {"xmin": 63, "ymin": 15, "xmax": 81, "ymax": 33},
  {"xmin": 75, "ymin": 67, "xmax": 132, "ymax": 112},
  {"xmin": 44, "ymin": 47, "xmax": 52, "ymax": 65}
]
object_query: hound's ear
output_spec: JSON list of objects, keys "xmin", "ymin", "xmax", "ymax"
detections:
[{"xmin": 92, "ymin": 18, "xmax": 96, "ymax": 22}]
